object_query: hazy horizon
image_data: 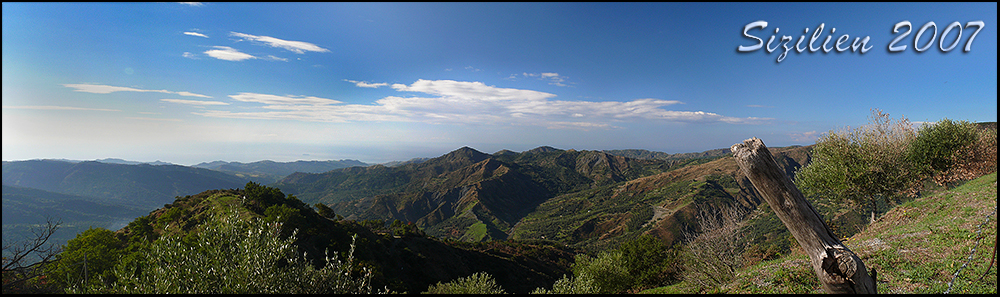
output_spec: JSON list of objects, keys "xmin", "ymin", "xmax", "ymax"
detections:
[{"xmin": 4, "ymin": 3, "xmax": 996, "ymax": 166}]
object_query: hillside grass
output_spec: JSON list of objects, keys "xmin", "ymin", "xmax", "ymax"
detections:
[{"xmin": 642, "ymin": 172, "xmax": 997, "ymax": 294}]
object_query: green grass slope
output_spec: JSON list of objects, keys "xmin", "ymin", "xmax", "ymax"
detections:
[{"xmin": 645, "ymin": 172, "xmax": 997, "ymax": 294}]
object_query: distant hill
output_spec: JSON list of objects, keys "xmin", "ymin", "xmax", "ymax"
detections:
[
  {"xmin": 602, "ymin": 147, "xmax": 739, "ymax": 160},
  {"xmin": 2, "ymin": 160, "xmax": 251, "ymax": 208},
  {"xmin": 380, "ymin": 157, "xmax": 431, "ymax": 167},
  {"xmin": 192, "ymin": 159, "xmax": 369, "ymax": 184},
  {"xmin": 2, "ymin": 184, "xmax": 148, "ymax": 261},
  {"xmin": 93, "ymin": 158, "xmax": 176, "ymax": 166}
]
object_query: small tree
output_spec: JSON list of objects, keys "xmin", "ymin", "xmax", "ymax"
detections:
[
  {"xmin": 795, "ymin": 109, "xmax": 919, "ymax": 223},
  {"xmin": 45, "ymin": 227, "xmax": 125, "ymax": 289}
]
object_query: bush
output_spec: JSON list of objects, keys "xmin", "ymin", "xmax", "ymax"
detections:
[
  {"xmin": 908, "ymin": 119, "xmax": 977, "ymax": 175},
  {"xmin": 909, "ymin": 119, "xmax": 996, "ymax": 185},
  {"xmin": 619, "ymin": 234, "xmax": 680, "ymax": 290},
  {"xmin": 529, "ymin": 274, "xmax": 598, "ymax": 294},
  {"xmin": 570, "ymin": 250, "xmax": 631, "ymax": 294},
  {"xmin": 93, "ymin": 209, "xmax": 377, "ymax": 294},
  {"xmin": 422, "ymin": 272, "xmax": 506, "ymax": 294}
]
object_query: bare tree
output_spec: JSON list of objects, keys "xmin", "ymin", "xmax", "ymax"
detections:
[
  {"xmin": 2, "ymin": 218, "xmax": 62, "ymax": 293},
  {"xmin": 680, "ymin": 203, "xmax": 752, "ymax": 290}
]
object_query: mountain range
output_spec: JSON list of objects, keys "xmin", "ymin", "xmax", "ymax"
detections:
[
  {"xmin": 3, "ymin": 144, "xmax": 814, "ymax": 292},
  {"xmin": 273, "ymin": 145, "xmax": 812, "ymax": 251},
  {"xmin": 3, "ymin": 144, "xmax": 809, "ymax": 260}
]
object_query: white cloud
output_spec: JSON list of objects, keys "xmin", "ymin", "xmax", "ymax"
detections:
[
  {"xmin": 125, "ymin": 117, "xmax": 183, "ymax": 122},
  {"xmin": 178, "ymin": 2, "xmax": 203, "ymax": 7},
  {"xmin": 230, "ymin": 32, "xmax": 329, "ymax": 54},
  {"xmin": 344, "ymin": 79, "xmax": 389, "ymax": 88},
  {"xmin": 516, "ymin": 72, "xmax": 571, "ymax": 86},
  {"xmin": 62, "ymin": 83, "xmax": 211, "ymax": 98},
  {"xmin": 182, "ymin": 52, "xmax": 197, "ymax": 59},
  {"xmin": 789, "ymin": 130, "xmax": 823, "ymax": 142},
  {"xmin": 266, "ymin": 55, "xmax": 288, "ymax": 62},
  {"xmin": 183, "ymin": 31, "xmax": 208, "ymax": 38},
  {"xmin": 204, "ymin": 46, "xmax": 255, "ymax": 61},
  {"xmin": 229, "ymin": 93, "xmax": 342, "ymax": 105},
  {"xmin": 2, "ymin": 105, "xmax": 120, "ymax": 112},
  {"xmin": 160, "ymin": 99, "xmax": 230, "ymax": 106},
  {"xmin": 192, "ymin": 79, "xmax": 769, "ymax": 128}
]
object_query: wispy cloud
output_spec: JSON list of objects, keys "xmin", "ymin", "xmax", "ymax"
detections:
[
  {"xmin": 510, "ymin": 72, "xmax": 572, "ymax": 87},
  {"xmin": 125, "ymin": 117, "xmax": 183, "ymax": 122},
  {"xmin": 345, "ymin": 79, "xmax": 389, "ymax": 88},
  {"xmin": 204, "ymin": 46, "xmax": 255, "ymax": 61},
  {"xmin": 183, "ymin": 31, "xmax": 208, "ymax": 38},
  {"xmin": 62, "ymin": 83, "xmax": 211, "ymax": 98},
  {"xmin": 230, "ymin": 32, "xmax": 329, "ymax": 54},
  {"xmin": 265, "ymin": 55, "xmax": 288, "ymax": 62},
  {"xmin": 789, "ymin": 130, "xmax": 822, "ymax": 142},
  {"xmin": 182, "ymin": 52, "xmax": 198, "ymax": 59},
  {"xmin": 178, "ymin": 2, "xmax": 203, "ymax": 7},
  {"xmin": 229, "ymin": 93, "xmax": 342, "ymax": 105},
  {"xmin": 160, "ymin": 99, "xmax": 230, "ymax": 106},
  {"xmin": 193, "ymin": 79, "xmax": 769, "ymax": 129},
  {"xmin": 2, "ymin": 105, "xmax": 121, "ymax": 112}
]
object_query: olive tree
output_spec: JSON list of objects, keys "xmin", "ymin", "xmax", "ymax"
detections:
[{"xmin": 794, "ymin": 109, "xmax": 920, "ymax": 223}]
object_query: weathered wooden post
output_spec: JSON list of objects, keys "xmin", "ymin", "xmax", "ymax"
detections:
[{"xmin": 731, "ymin": 137, "xmax": 876, "ymax": 294}]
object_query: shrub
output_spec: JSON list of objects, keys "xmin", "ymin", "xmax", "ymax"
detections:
[
  {"xmin": 570, "ymin": 250, "xmax": 631, "ymax": 294},
  {"xmin": 422, "ymin": 272, "xmax": 506, "ymax": 294},
  {"xmin": 619, "ymin": 234, "xmax": 680, "ymax": 290},
  {"xmin": 529, "ymin": 274, "xmax": 598, "ymax": 294},
  {"xmin": 94, "ymin": 209, "xmax": 377, "ymax": 294},
  {"xmin": 909, "ymin": 119, "xmax": 996, "ymax": 185}
]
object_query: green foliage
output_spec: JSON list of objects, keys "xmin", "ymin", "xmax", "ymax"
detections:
[
  {"xmin": 909, "ymin": 119, "xmax": 997, "ymax": 186},
  {"xmin": 95, "ymin": 209, "xmax": 378, "ymax": 294},
  {"xmin": 619, "ymin": 234, "xmax": 679, "ymax": 289},
  {"xmin": 908, "ymin": 119, "xmax": 978, "ymax": 175},
  {"xmin": 155, "ymin": 207, "xmax": 187, "ymax": 229},
  {"xmin": 570, "ymin": 250, "xmax": 631, "ymax": 294},
  {"xmin": 314, "ymin": 203, "xmax": 336, "ymax": 219},
  {"xmin": 529, "ymin": 274, "xmax": 598, "ymax": 294},
  {"xmin": 795, "ymin": 109, "xmax": 920, "ymax": 219},
  {"xmin": 422, "ymin": 272, "xmax": 506, "ymax": 294},
  {"xmin": 263, "ymin": 204, "xmax": 305, "ymax": 236},
  {"xmin": 45, "ymin": 227, "xmax": 124, "ymax": 289},
  {"xmin": 125, "ymin": 215, "xmax": 156, "ymax": 243}
]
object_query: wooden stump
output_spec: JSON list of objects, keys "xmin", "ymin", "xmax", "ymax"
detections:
[{"xmin": 731, "ymin": 137, "xmax": 876, "ymax": 294}]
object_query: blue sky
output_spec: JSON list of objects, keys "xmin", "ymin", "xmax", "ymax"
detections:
[{"xmin": 3, "ymin": 2, "xmax": 996, "ymax": 165}]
